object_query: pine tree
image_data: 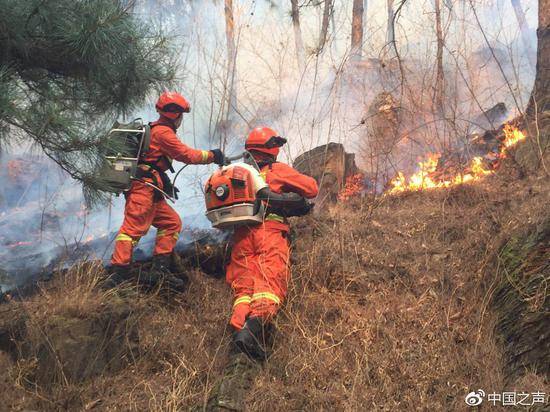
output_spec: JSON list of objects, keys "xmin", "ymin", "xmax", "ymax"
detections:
[{"xmin": 0, "ymin": 0, "xmax": 175, "ymax": 204}]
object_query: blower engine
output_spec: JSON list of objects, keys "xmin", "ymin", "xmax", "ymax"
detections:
[
  {"xmin": 204, "ymin": 159, "xmax": 268, "ymax": 229},
  {"xmin": 204, "ymin": 153, "xmax": 313, "ymax": 229}
]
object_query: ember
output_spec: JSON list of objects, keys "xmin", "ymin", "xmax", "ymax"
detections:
[
  {"xmin": 8, "ymin": 241, "xmax": 34, "ymax": 248},
  {"xmin": 338, "ymin": 173, "xmax": 365, "ymax": 201}
]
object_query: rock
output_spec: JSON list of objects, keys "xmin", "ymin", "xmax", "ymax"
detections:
[
  {"xmin": 293, "ymin": 143, "xmax": 358, "ymax": 208},
  {"xmin": 472, "ymin": 102, "xmax": 508, "ymax": 132}
]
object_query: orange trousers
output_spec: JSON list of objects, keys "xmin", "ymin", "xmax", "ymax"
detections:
[
  {"xmin": 111, "ymin": 179, "xmax": 182, "ymax": 266},
  {"xmin": 226, "ymin": 221, "xmax": 290, "ymax": 330}
]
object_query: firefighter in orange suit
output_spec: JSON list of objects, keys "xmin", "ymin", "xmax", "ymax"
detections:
[
  {"xmin": 108, "ymin": 92, "xmax": 225, "ymax": 290},
  {"xmin": 228, "ymin": 127, "xmax": 318, "ymax": 359}
]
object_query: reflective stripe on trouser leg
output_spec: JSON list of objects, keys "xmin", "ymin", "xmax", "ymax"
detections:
[
  {"xmin": 250, "ymin": 292, "xmax": 281, "ymax": 320},
  {"xmin": 248, "ymin": 224, "xmax": 290, "ymax": 320},
  {"xmin": 154, "ymin": 230, "xmax": 179, "ymax": 256},
  {"xmin": 230, "ymin": 295, "xmax": 252, "ymax": 330},
  {"xmin": 111, "ymin": 233, "xmax": 139, "ymax": 266}
]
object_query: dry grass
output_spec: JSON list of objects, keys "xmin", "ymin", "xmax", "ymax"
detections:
[{"xmin": 0, "ymin": 161, "xmax": 548, "ymax": 411}]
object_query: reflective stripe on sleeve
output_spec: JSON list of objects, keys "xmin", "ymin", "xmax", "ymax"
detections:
[
  {"xmin": 116, "ymin": 233, "xmax": 133, "ymax": 242},
  {"xmin": 157, "ymin": 230, "xmax": 166, "ymax": 237},
  {"xmin": 251, "ymin": 292, "xmax": 281, "ymax": 305},
  {"xmin": 265, "ymin": 213, "xmax": 284, "ymax": 223},
  {"xmin": 201, "ymin": 150, "xmax": 210, "ymax": 162},
  {"xmin": 173, "ymin": 232, "xmax": 180, "ymax": 240},
  {"xmin": 233, "ymin": 296, "xmax": 252, "ymax": 307}
]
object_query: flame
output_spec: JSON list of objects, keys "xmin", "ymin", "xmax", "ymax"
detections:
[
  {"xmin": 501, "ymin": 124, "xmax": 526, "ymax": 154},
  {"xmin": 387, "ymin": 124, "xmax": 526, "ymax": 195},
  {"xmin": 388, "ymin": 155, "xmax": 493, "ymax": 194},
  {"xmin": 338, "ymin": 173, "xmax": 365, "ymax": 201}
]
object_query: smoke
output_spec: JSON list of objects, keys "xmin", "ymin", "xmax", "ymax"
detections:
[
  {"xmin": 0, "ymin": 0, "xmax": 539, "ymax": 289},
  {"xmin": 0, "ymin": 151, "xmax": 220, "ymax": 291},
  {"xmin": 219, "ymin": 0, "xmax": 538, "ymax": 182}
]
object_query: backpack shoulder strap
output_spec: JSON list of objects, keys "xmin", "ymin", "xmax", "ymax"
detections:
[
  {"xmin": 142, "ymin": 122, "xmax": 174, "ymax": 173},
  {"xmin": 141, "ymin": 124, "xmax": 151, "ymax": 153}
]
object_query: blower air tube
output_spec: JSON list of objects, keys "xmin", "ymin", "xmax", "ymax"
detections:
[{"xmin": 256, "ymin": 188, "xmax": 313, "ymax": 217}]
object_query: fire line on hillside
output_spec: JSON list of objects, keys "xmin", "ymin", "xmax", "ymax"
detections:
[{"xmin": 338, "ymin": 123, "xmax": 527, "ymax": 200}]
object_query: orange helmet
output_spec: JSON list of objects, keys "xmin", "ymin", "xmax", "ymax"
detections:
[
  {"xmin": 245, "ymin": 127, "xmax": 287, "ymax": 157},
  {"xmin": 155, "ymin": 91, "xmax": 190, "ymax": 120}
]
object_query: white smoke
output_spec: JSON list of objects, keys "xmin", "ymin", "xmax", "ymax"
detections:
[{"xmin": 0, "ymin": 0, "xmax": 539, "ymax": 288}]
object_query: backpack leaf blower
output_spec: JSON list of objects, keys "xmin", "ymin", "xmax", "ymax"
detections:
[{"xmin": 204, "ymin": 152, "xmax": 312, "ymax": 229}]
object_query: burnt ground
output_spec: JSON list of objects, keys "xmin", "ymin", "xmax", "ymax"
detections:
[{"xmin": 0, "ymin": 159, "xmax": 548, "ymax": 411}]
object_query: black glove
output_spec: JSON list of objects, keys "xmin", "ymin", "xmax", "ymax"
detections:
[{"xmin": 210, "ymin": 149, "xmax": 225, "ymax": 166}]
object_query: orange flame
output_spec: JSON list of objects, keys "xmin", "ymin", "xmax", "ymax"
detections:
[
  {"xmin": 335, "ymin": 124, "xmax": 527, "ymax": 201},
  {"xmin": 500, "ymin": 124, "xmax": 526, "ymax": 155},
  {"xmin": 387, "ymin": 155, "xmax": 492, "ymax": 194},
  {"xmin": 338, "ymin": 174, "xmax": 365, "ymax": 201},
  {"xmin": 387, "ymin": 124, "xmax": 526, "ymax": 195}
]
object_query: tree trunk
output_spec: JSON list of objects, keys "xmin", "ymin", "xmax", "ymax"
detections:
[
  {"xmin": 386, "ymin": 0, "xmax": 395, "ymax": 44},
  {"xmin": 434, "ymin": 0, "xmax": 445, "ymax": 111},
  {"xmin": 291, "ymin": 0, "xmax": 306, "ymax": 70},
  {"xmin": 318, "ymin": 0, "xmax": 333, "ymax": 54},
  {"xmin": 510, "ymin": 0, "xmax": 537, "ymax": 68},
  {"xmin": 527, "ymin": 0, "xmax": 550, "ymax": 115},
  {"xmin": 224, "ymin": 0, "xmax": 237, "ymax": 117},
  {"xmin": 351, "ymin": 0, "xmax": 364, "ymax": 61},
  {"xmin": 363, "ymin": 0, "xmax": 369, "ymax": 39}
]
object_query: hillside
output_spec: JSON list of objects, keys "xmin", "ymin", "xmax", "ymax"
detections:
[{"xmin": 0, "ymin": 156, "xmax": 548, "ymax": 411}]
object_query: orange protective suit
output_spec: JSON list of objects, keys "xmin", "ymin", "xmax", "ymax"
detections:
[
  {"xmin": 226, "ymin": 161, "xmax": 319, "ymax": 330},
  {"xmin": 111, "ymin": 119, "xmax": 213, "ymax": 266}
]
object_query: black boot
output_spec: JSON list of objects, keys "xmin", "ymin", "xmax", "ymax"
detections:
[
  {"xmin": 233, "ymin": 317, "xmax": 272, "ymax": 361},
  {"xmin": 102, "ymin": 265, "xmax": 131, "ymax": 289},
  {"xmin": 141, "ymin": 254, "xmax": 186, "ymax": 292}
]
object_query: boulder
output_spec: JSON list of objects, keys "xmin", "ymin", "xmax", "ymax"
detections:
[{"xmin": 293, "ymin": 143, "xmax": 358, "ymax": 208}]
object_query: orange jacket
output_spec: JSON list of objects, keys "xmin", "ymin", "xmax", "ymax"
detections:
[
  {"xmin": 141, "ymin": 119, "xmax": 213, "ymax": 171},
  {"xmin": 261, "ymin": 162, "xmax": 319, "ymax": 199},
  {"xmin": 259, "ymin": 162, "xmax": 318, "ymax": 230}
]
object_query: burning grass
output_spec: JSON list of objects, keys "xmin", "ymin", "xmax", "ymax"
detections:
[
  {"xmin": 387, "ymin": 124, "xmax": 527, "ymax": 194},
  {"xmin": 0, "ymin": 156, "xmax": 548, "ymax": 410}
]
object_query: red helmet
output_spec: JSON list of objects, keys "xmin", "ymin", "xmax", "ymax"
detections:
[
  {"xmin": 245, "ymin": 127, "xmax": 287, "ymax": 157},
  {"xmin": 155, "ymin": 91, "xmax": 190, "ymax": 120}
]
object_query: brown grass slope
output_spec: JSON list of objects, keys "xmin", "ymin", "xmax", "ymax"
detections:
[{"xmin": 0, "ymin": 163, "xmax": 548, "ymax": 411}]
